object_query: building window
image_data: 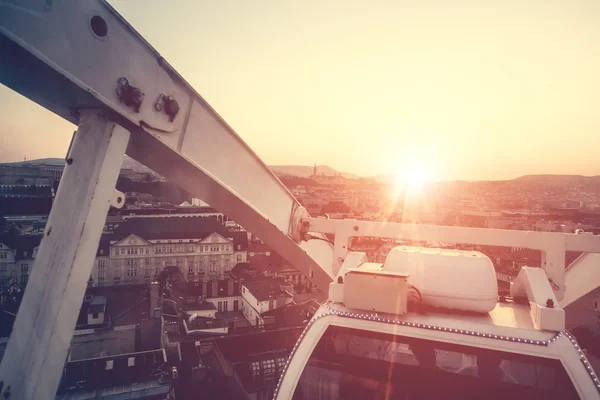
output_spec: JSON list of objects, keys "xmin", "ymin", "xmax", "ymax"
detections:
[
  {"xmin": 0, "ymin": 263, "xmax": 7, "ymax": 272},
  {"xmin": 146, "ymin": 248, "xmax": 150, "ymax": 254},
  {"xmin": 188, "ymin": 265, "xmax": 194, "ymax": 274},
  {"xmin": 0, "ymin": 252, "xmax": 7, "ymax": 259},
  {"xmin": 237, "ymin": 254, "xmax": 242, "ymax": 263},
  {"xmin": 145, "ymin": 268, "xmax": 150, "ymax": 277},
  {"xmin": 276, "ymin": 357, "xmax": 286, "ymax": 370},
  {"xmin": 251, "ymin": 361, "xmax": 261, "ymax": 377},
  {"xmin": 262, "ymin": 359, "xmax": 276, "ymax": 375},
  {"xmin": 98, "ymin": 270, "xmax": 105, "ymax": 280},
  {"xmin": 98, "ymin": 260, "xmax": 105, "ymax": 268},
  {"xmin": 20, "ymin": 264, "xmax": 28, "ymax": 273}
]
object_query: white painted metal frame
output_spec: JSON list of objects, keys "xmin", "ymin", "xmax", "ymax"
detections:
[
  {"xmin": 0, "ymin": 0, "xmax": 335, "ymax": 290},
  {"xmin": 0, "ymin": 111, "xmax": 130, "ymax": 400},
  {"xmin": 304, "ymin": 217, "xmax": 600, "ymax": 301}
]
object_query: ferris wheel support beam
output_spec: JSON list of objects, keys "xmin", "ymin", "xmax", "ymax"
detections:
[
  {"xmin": 0, "ymin": 0, "xmax": 334, "ymax": 287},
  {"xmin": 0, "ymin": 111, "xmax": 130, "ymax": 400},
  {"xmin": 305, "ymin": 217, "xmax": 600, "ymax": 301}
]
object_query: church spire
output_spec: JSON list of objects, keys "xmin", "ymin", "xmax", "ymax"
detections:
[{"xmin": 313, "ymin": 162, "xmax": 317, "ymax": 177}]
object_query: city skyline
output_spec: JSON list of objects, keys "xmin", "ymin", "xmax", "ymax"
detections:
[{"xmin": 1, "ymin": 0, "xmax": 600, "ymax": 181}]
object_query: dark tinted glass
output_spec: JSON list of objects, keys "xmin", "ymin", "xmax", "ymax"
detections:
[{"xmin": 292, "ymin": 326, "xmax": 579, "ymax": 400}]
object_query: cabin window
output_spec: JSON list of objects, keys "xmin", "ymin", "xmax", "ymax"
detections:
[{"xmin": 292, "ymin": 326, "xmax": 578, "ymax": 400}]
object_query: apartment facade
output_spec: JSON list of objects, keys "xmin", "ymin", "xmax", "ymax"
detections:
[{"xmin": 90, "ymin": 217, "xmax": 248, "ymax": 287}]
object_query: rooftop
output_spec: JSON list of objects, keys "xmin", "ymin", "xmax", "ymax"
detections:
[
  {"xmin": 58, "ymin": 349, "xmax": 169, "ymax": 396},
  {"xmin": 76, "ymin": 285, "xmax": 147, "ymax": 328},
  {"xmin": 186, "ymin": 316, "xmax": 228, "ymax": 331},
  {"xmin": 112, "ymin": 216, "xmax": 248, "ymax": 249},
  {"xmin": 187, "ymin": 302, "xmax": 216, "ymax": 311},
  {"xmin": 87, "ymin": 295, "xmax": 107, "ymax": 315},
  {"xmin": 0, "ymin": 233, "xmax": 41, "ymax": 260},
  {"xmin": 213, "ymin": 327, "xmax": 303, "ymax": 364},
  {"xmin": 170, "ymin": 271, "xmax": 241, "ymax": 302},
  {"xmin": 243, "ymin": 279, "xmax": 293, "ymax": 302},
  {"xmin": 261, "ymin": 299, "xmax": 321, "ymax": 327}
]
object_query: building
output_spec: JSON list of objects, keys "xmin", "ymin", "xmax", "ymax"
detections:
[
  {"xmin": 3, "ymin": 214, "xmax": 48, "ymax": 235},
  {"xmin": 56, "ymin": 349, "xmax": 175, "ymax": 400},
  {"xmin": 270, "ymin": 264, "xmax": 315, "ymax": 291},
  {"xmin": 119, "ymin": 168, "xmax": 148, "ymax": 181},
  {"xmin": 212, "ymin": 327, "xmax": 303, "ymax": 400},
  {"xmin": 1, "ymin": 217, "xmax": 249, "ymax": 308},
  {"xmin": 241, "ymin": 278, "xmax": 293, "ymax": 327},
  {"xmin": 260, "ymin": 299, "xmax": 320, "ymax": 328},
  {"xmin": 0, "ymin": 161, "xmax": 63, "ymax": 185},
  {"xmin": 247, "ymin": 242, "xmax": 285, "ymax": 272},
  {"xmin": 89, "ymin": 217, "xmax": 248, "ymax": 287},
  {"xmin": 0, "ymin": 234, "xmax": 39, "ymax": 291},
  {"xmin": 168, "ymin": 270, "xmax": 251, "ymax": 335}
]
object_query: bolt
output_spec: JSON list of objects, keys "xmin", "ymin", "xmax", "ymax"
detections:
[
  {"xmin": 546, "ymin": 299, "xmax": 555, "ymax": 308},
  {"xmin": 66, "ymin": 158, "xmax": 73, "ymax": 165},
  {"xmin": 117, "ymin": 197, "xmax": 122, "ymax": 204},
  {"xmin": 353, "ymin": 225, "xmax": 359, "ymax": 232}
]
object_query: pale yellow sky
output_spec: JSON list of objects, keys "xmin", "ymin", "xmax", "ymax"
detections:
[{"xmin": 1, "ymin": 0, "xmax": 599, "ymax": 180}]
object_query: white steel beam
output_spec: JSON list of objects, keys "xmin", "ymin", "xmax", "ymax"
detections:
[
  {"xmin": 0, "ymin": 111, "xmax": 130, "ymax": 400},
  {"xmin": 0, "ymin": 0, "xmax": 334, "ymax": 290},
  {"xmin": 510, "ymin": 267, "xmax": 564, "ymax": 331},
  {"xmin": 561, "ymin": 253, "xmax": 600, "ymax": 308},
  {"xmin": 305, "ymin": 218, "xmax": 600, "ymax": 300}
]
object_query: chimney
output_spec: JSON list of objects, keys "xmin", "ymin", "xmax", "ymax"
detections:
[
  {"xmin": 228, "ymin": 280, "xmax": 234, "ymax": 296},
  {"xmin": 149, "ymin": 281, "xmax": 161, "ymax": 320}
]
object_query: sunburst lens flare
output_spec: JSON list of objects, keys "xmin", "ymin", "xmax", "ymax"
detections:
[{"xmin": 394, "ymin": 163, "xmax": 430, "ymax": 195}]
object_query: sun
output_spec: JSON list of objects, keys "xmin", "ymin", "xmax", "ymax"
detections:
[{"xmin": 394, "ymin": 163, "xmax": 430, "ymax": 195}]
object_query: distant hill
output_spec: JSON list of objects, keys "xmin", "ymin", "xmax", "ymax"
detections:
[
  {"xmin": 269, "ymin": 165, "xmax": 358, "ymax": 179},
  {"xmin": 1, "ymin": 156, "xmax": 153, "ymax": 171},
  {"xmin": 3, "ymin": 158, "xmax": 64, "ymax": 166},
  {"xmin": 514, "ymin": 174, "xmax": 600, "ymax": 182}
]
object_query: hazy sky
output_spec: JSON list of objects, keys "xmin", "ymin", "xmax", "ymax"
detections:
[{"xmin": 1, "ymin": 0, "xmax": 599, "ymax": 181}]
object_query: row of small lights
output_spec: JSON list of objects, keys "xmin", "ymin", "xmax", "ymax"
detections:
[
  {"xmin": 274, "ymin": 307, "xmax": 567, "ymax": 399},
  {"xmin": 564, "ymin": 331, "xmax": 600, "ymax": 393}
]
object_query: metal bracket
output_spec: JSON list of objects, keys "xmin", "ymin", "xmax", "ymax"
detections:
[
  {"xmin": 110, "ymin": 190, "xmax": 125, "ymax": 209},
  {"xmin": 289, "ymin": 205, "xmax": 309, "ymax": 243}
]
